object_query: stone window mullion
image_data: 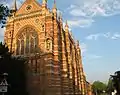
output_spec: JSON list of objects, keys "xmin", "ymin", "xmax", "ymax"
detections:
[
  {"xmin": 29, "ymin": 35, "xmax": 31, "ymax": 54},
  {"xmin": 24, "ymin": 36, "xmax": 26, "ymax": 55},
  {"xmin": 19, "ymin": 39, "xmax": 21, "ymax": 55}
]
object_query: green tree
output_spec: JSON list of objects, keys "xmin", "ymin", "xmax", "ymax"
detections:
[
  {"xmin": 106, "ymin": 78, "xmax": 114, "ymax": 94},
  {"xmin": 0, "ymin": 42, "xmax": 28, "ymax": 95},
  {"xmin": 0, "ymin": 3, "xmax": 28, "ymax": 95},
  {"xmin": 92, "ymin": 81, "xmax": 107, "ymax": 95},
  {"xmin": 110, "ymin": 71, "xmax": 120, "ymax": 95},
  {"xmin": 0, "ymin": 4, "xmax": 10, "ymax": 28}
]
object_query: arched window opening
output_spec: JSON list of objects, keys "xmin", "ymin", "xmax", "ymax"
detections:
[
  {"xmin": 21, "ymin": 39, "xmax": 24, "ymax": 55},
  {"xmin": 46, "ymin": 39, "xmax": 52, "ymax": 51},
  {"xmin": 16, "ymin": 39, "xmax": 20, "ymax": 55},
  {"xmin": 26, "ymin": 34, "xmax": 29, "ymax": 54},
  {"xmin": 30, "ymin": 37, "xmax": 34, "ymax": 53},
  {"xmin": 16, "ymin": 27, "xmax": 38, "ymax": 55},
  {"xmin": 35, "ymin": 37, "xmax": 37, "ymax": 50}
]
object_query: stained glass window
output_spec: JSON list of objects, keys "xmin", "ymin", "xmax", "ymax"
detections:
[
  {"xmin": 30, "ymin": 36, "xmax": 34, "ymax": 53},
  {"xmin": 21, "ymin": 39, "xmax": 24, "ymax": 55},
  {"xmin": 16, "ymin": 39, "xmax": 20, "ymax": 55},
  {"xmin": 16, "ymin": 27, "xmax": 38, "ymax": 55},
  {"xmin": 26, "ymin": 33, "xmax": 29, "ymax": 54}
]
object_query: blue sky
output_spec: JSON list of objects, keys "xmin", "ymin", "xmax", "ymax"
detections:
[{"xmin": 1, "ymin": 0, "xmax": 120, "ymax": 83}]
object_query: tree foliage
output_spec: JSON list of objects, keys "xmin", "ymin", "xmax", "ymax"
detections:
[
  {"xmin": 92, "ymin": 81, "xmax": 107, "ymax": 95},
  {"xmin": 0, "ymin": 4, "xmax": 10, "ymax": 28},
  {"xmin": 106, "ymin": 79, "xmax": 114, "ymax": 94},
  {"xmin": 0, "ymin": 42, "xmax": 28, "ymax": 95},
  {"xmin": 110, "ymin": 71, "xmax": 120, "ymax": 95}
]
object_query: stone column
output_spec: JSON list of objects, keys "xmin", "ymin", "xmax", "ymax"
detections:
[
  {"xmin": 65, "ymin": 22, "xmax": 74, "ymax": 94},
  {"xmin": 77, "ymin": 44, "xmax": 86, "ymax": 95},
  {"xmin": 72, "ymin": 45, "xmax": 80, "ymax": 94},
  {"xmin": 52, "ymin": 8, "xmax": 61, "ymax": 95},
  {"xmin": 59, "ymin": 18, "xmax": 70, "ymax": 95}
]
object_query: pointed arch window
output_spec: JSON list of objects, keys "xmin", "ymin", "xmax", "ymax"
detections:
[
  {"xmin": 21, "ymin": 39, "xmax": 24, "ymax": 55},
  {"xmin": 26, "ymin": 33, "xmax": 29, "ymax": 54},
  {"xmin": 46, "ymin": 38, "xmax": 52, "ymax": 51},
  {"xmin": 16, "ymin": 27, "xmax": 38, "ymax": 55},
  {"xmin": 16, "ymin": 39, "xmax": 20, "ymax": 55}
]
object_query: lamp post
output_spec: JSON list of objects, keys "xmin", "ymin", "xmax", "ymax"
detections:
[{"xmin": 0, "ymin": 73, "xmax": 8, "ymax": 95}]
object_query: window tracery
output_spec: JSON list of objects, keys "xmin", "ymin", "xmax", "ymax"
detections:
[{"xmin": 16, "ymin": 27, "xmax": 38, "ymax": 55}]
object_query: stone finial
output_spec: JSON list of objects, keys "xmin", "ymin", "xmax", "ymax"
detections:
[
  {"xmin": 58, "ymin": 11, "xmax": 62, "ymax": 21},
  {"xmin": 43, "ymin": 0, "xmax": 47, "ymax": 4},
  {"xmin": 77, "ymin": 40, "xmax": 79, "ymax": 47},
  {"xmin": 53, "ymin": 0, "xmax": 56, "ymax": 9},
  {"xmin": 52, "ymin": 0, "xmax": 57, "ymax": 14},
  {"xmin": 65, "ymin": 20, "xmax": 69, "ymax": 28},
  {"xmin": 12, "ymin": 0, "xmax": 17, "ymax": 11},
  {"xmin": 59, "ymin": 12, "xmax": 62, "ymax": 20}
]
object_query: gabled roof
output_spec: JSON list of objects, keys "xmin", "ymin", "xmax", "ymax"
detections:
[{"xmin": 16, "ymin": 0, "xmax": 42, "ymax": 16}]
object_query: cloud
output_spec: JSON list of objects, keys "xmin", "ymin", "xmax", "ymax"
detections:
[
  {"xmin": 80, "ymin": 42, "xmax": 102, "ymax": 60},
  {"xmin": 68, "ymin": 0, "xmax": 120, "ymax": 17},
  {"xmin": 80, "ymin": 43, "xmax": 87, "ymax": 55},
  {"xmin": 86, "ymin": 32, "xmax": 120, "ymax": 40},
  {"xmin": 111, "ymin": 33, "xmax": 120, "ymax": 40},
  {"xmin": 85, "ymin": 54, "xmax": 102, "ymax": 60},
  {"xmin": 86, "ymin": 34, "xmax": 101, "ymax": 40},
  {"xmin": 67, "ymin": 19, "xmax": 94, "ymax": 28},
  {"xmin": 63, "ymin": 0, "xmax": 120, "ymax": 28},
  {"xmin": 65, "ymin": 0, "xmax": 120, "ymax": 28},
  {"xmin": 102, "ymin": 32, "xmax": 120, "ymax": 40},
  {"xmin": 65, "ymin": 4, "xmax": 77, "ymax": 11},
  {"xmin": 103, "ymin": 32, "xmax": 111, "ymax": 38}
]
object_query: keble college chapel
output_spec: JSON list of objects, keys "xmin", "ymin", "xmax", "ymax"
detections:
[{"xmin": 4, "ymin": 0, "xmax": 92, "ymax": 95}]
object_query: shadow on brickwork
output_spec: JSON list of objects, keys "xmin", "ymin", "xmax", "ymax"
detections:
[{"xmin": 0, "ymin": 42, "xmax": 28, "ymax": 95}]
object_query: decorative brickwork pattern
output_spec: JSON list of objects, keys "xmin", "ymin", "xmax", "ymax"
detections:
[{"xmin": 4, "ymin": 0, "xmax": 92, "ymax": 95}]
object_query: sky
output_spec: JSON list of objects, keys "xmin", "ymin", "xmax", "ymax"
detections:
[{"xmin": 1, "ymin": 0, "xmax": 120, "ymax": 83}]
